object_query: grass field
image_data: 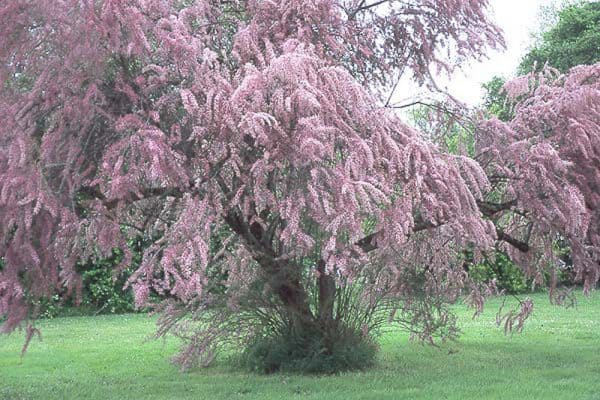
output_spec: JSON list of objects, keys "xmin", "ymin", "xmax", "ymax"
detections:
[{"xmin": 1, "ymin": 292, "xmax": 600, "ymax": 400}]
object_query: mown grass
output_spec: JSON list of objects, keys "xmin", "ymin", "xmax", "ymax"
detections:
[{"xmin": 1, "ymin": 292, "xmax": 600, "ymax": 399}]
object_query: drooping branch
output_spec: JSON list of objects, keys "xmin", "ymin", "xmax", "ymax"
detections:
[
  {"xmin": 356, "ymin": 199, "xmax": 529, "ymax": 254},
  {"xmin": 77, "ymin": 150, "xmax": 231, "ymax": 211},
  {"xmin": 356, "ymin": 215, "xmax": 438, "ymax": 253},
  {"xmin": 495, "ymin": 229, "xmax": 530, "ymax": 253},
  {"xmin": 477, "ymin": 199, "xmax": 519, "ymax": 217}
]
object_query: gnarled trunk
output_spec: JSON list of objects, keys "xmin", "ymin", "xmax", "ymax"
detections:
[{"xmin": 260, "ymin": 256, "xmax": 341, "ymax": 345}]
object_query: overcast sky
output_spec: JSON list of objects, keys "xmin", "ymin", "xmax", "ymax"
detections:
[{"xmin": 437, "ymin": 0, "xmax": 558, "ymax": 106}]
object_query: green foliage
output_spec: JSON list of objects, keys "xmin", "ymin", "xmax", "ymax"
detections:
[
  {"xmin": 483, "ymin": 1, "xmax": 600, "ymax": 120},
  {"xmin": 30, "ymin": 257, "xmax": 135, "ymax": 319},
  {"xmin": 481, "ymin": 76, "xmax": 514, "ymax": 122},
  {"xmin": 443, "ymin": 128, "xmax": 475, "ymax": 156},
  {"xmin": 519, "ymin": 1, "xmax": 600, "ymax": 74},
  {"xmin": 30, "ymin": 295, "xmax": 63, "ymax": 319},
  {"xmin": 238, "ymin": 325, "xmax": 378, "ymax": 374},
  {"xmin": 78, "ymin": 251, "xmax": 135, "ymax": 315},
  {"xmin": 408, "ymin": 103, "xmax": 476, "ymax": 156},
  {"xmin": 469, "ymin": 249, "xmax": 577, "ymax": 294},
  {"xmin": 469, "ymin": 252, "xmax": 528, "ymax": 294},
  {"xmin": 30, "ymin": 236, "xmax": 151, "ymax": 319},
  {"xmin": 76, "ymin": 235, "xmax": 153, "ymax": 314}
]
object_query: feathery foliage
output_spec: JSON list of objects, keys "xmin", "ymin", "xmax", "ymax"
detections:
[{"xmin": 1, "ymin": 0, "xmax": 599, "ymax": 372}]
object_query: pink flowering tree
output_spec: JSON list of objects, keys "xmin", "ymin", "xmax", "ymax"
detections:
[
  {"xmin": 477, "ymin": 65, "xmax": 600, "ymax": 294},
  {"xmin": 1, "ymin": 0, "xmax": 598, "ymax": 371}
]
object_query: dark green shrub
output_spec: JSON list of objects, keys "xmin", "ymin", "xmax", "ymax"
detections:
[
  {"xmin": 470, "ymin": 249, "xmax": 578, "ymax": 293},
  {"xmin": 470, "ymin": 252, "xmax": 528, "ymax": 294},
  {"xmin": 31, "ymin": 236, "xmax": 148, "ymax": 318},
  {"xmin": 76, "ymin": 235, "xmax": 151, "ymax": 314},
  {"xmin": 238, "ymin": 324, "xmax": 378, "ymax": 374},
  {"xmin": 31, "ymin": 294, "xmax": 62, "ymax": 319},
  {"xmin": 78, "ymin": 251, "xmax": 135, "ymax": 314},
  {"xmin": 29, "ymin": 250, "xmax": 136, "ymax": 319}
]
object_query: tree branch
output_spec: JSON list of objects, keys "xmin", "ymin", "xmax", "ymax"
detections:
[
  {"xmin": 477, "ymin": 199, "xmax": 518, "ymax": 217},
  {"xmin": 356, "ymin": 199, "xmax": 529, "ymax": 254},
  {"xmin": 496, "ymin": 229, "xmax": 530, "ymax": 253},
  {"xmin": 348, "ymin": 0, "xmax": 390, "ymax": 19},
  {"xmin": 78, "ymin": 150, "xmax": 231, "ymax": 211},
  {"xmin": 356, "ymin": 215, "xmax": 438, "ymax": 252},
  {"xmin": 78, "ymin": 185, "xmax": 187, "ymax": 211}
]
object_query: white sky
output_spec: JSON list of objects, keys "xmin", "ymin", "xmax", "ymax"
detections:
[{"xmin": 409, "ymin": 0, "xmax": 561, "ymax": 107}]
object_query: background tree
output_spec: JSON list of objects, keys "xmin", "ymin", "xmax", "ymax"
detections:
[
  {"xmin": 519, "ymin": 1, "xmax": 600, "ymax": 74},
  {"xmin": 484, "ymin": 0, "xmax": 600, "ymax": 121},
  {"xmin": 1, "ymin": 0, "xmax": 599, "ymax": 373}
]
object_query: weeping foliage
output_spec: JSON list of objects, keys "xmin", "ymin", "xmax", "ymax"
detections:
[{"xmin": 0, "ymin": 0, "xmax": 599, "ymax": 372}]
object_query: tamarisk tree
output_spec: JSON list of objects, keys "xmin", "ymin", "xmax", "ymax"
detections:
[
  {"xmin": 1, "ymin": 0, "xmax": 598, "ymax": 371},
  {"xmin": 478, "ymin": 64, "xmax": 600, "ymax": 293}
]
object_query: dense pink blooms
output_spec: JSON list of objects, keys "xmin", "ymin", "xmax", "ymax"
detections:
[{"xmin": 477, "ymin": 64, "xmax": 600, "ymax": 292}]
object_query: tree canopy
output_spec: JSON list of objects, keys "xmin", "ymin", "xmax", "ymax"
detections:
[
  {"xmin": 519, "ymin": 1, "xmax": 600, "ymax": 74},
  {"xmin": 1, "ymin": 0, "xmax": 599, "ymax": 371},
  {"xmin": 484, "ymin": 1, "xmax": 600, "ymax": 121}
]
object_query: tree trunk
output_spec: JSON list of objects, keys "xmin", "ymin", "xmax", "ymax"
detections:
[
  {"xmin": 260, "ymin": 257, "xmax": 339, "ymax": 345},
  {"xmin": 317, "ymin": 260, "xmax": 336, "ymax": 323},
  {"xmin": 275, "ymin": 276, "xmax": 314, "ymax": 333},
  {"xmin": 255, "ymin": 254, "xmax": 315, "ymax": 332}
]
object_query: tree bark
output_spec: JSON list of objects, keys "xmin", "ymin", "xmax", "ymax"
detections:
[
  {"xmin": 317, "ymin": 260, "xmax": 336, "ymax": 324},
  {"xmin": 255, "ymin": 254, "xmax": 315, "ymax": 333}
]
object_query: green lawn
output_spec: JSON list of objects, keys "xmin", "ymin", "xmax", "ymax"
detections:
[{"xmin": 1, "ymin": 292, "xmax": 600, "ymax": 400}]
